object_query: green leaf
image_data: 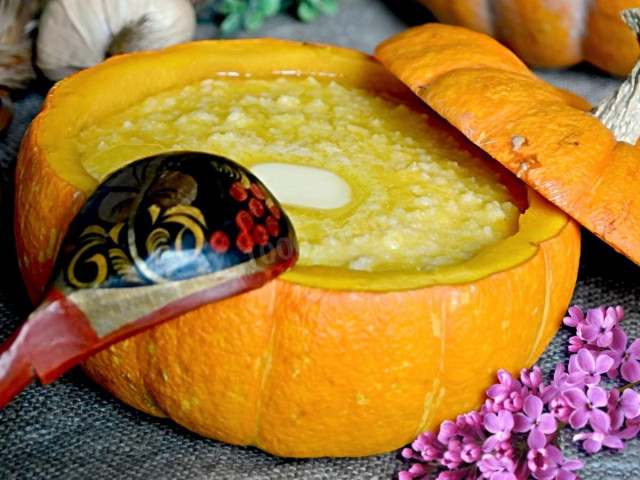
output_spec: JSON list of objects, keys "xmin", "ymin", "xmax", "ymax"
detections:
[
  {"xmin": 297, "ymin": 2, "xmax": 318, "ymax": 22},
  {"xmin": 306, "ymin": 0, "xmax": 337, "ymax": 14},
  {"xmin": 243, "ymin": 8, "xmax": 265, "ymax": 30},
  {"xmin": 220, "ymin": 0, "xmax": 247, "ymax": 14},
  {"xmin": 220, "ymin": 12, "xmax": 243, "ymax": 33},
  {"xmin": 258, "ymin": 0, "xmax": 281, "ymax": 16},
  {"xmin": 319, "ymin": 0, "xmax": 338, "ymax": 14},
  {"xmin": 213, "ymin": 0, "xmax": 335, "ymax": 32}
]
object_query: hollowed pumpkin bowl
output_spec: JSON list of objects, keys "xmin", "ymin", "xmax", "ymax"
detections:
[{"xmin": 14, "ymin": 38, "xmax": 581, "ymax": 457}]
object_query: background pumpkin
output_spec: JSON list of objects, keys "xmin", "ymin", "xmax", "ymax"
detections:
[
  {"xmin": 414, "ymin": 0, "xmax": 640, "ymax": 76},
  {"xmin": 15, "ymin": 39, "xmax": 580, "ymax": 457}
]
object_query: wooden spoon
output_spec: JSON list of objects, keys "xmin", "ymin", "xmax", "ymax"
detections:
[{"xmin": 0, "ymin": 151, "xmax": 298, "ymax": 408}]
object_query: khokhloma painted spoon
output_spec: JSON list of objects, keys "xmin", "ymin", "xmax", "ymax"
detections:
[{"xmin": 0, "ymin": 151, "xmax": 298, "ymax": 409}]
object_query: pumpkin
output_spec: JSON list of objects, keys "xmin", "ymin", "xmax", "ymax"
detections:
[
  {"xmin": 414, "ymin": 0, "xmax": 640, "ymax": 76},
  {"xmin": 15, "ymin": 39, "xmax": 581, "ymax": 457}
]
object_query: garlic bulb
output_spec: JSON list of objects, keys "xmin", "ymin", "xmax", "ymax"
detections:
[
  {"xmin": 36, "ymin": 0, "xmax": 196, "ymax": 81},
  {"xmin": 0, "ymin": 0, "xmax": 40, "ymax": 89}
]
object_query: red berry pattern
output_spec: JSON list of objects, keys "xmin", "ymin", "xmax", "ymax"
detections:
[
  {"xmin": 252, "ymin": 224, "xmax": 269, "ymax": 246},
  {"xmin": 249, "ymin": 197, "xmax": 265, "ymax": 218},
  {"xmin": 229, "ymin": 182, "xmax": 248, "ymax": 202},
  {"xmin": 265, "ymin": 216, "xmax": 280, "ymax": 237},
  {"xmin": 250, "ymin": 183, "xmax": 266, "ymax": 200},
  {"xmin": 218, "ymin": 178, "xmax": 284, "ymax": 256},
  {"xmin": 269, "ymin": 204, "xmax": 281, "ymax": 220},
  {"xmin": 236, "ymin": 210, "xmax": 254, "ymax": 231},
  {"xmin": 209, "ymin": 231, "xmax": 230, "ymax": 253},
  {"xmin": 236, "ymin": 231, "xmax": 255, "ymax": 253}
]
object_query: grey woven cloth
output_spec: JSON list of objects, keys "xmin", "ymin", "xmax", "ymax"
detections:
[{"xmin": 1, "ymin": 1, "xmax": 639, "ymax": 478}]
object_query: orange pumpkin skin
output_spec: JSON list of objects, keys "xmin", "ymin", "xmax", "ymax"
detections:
[
  {"xmin": 417, "ymin": 0, "xmax": 640, "ymax": 75},
  {"xmin": 377, "ymin": 24, "xmax": 640, "ymax": 267},
  {"xmin": 80, "ymin": 223, "xmax": 579, "ymax": 458},
  {"xmin": 15, "ymin": 39, "xmax": 581, "ymax": 457}
]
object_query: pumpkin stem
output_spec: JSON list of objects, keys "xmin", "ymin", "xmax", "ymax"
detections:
[{"xmin": 592, "ymin": 9, "xmax": 640, "ymax": 144}]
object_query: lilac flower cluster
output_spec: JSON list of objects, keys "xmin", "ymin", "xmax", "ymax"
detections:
[{"xmin": 399, "ymin": 306, "xmax": 640, "ymax": 480}]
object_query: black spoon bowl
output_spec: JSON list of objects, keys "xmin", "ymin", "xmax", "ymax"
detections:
[{"xmin": 0, "ymin": 151, "xmax": 298, "ymax": 408}]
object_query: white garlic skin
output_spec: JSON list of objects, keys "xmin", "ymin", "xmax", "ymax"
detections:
[{"xmin": 36, "ymin": 0, "xmax": 196, "ymax": 81}]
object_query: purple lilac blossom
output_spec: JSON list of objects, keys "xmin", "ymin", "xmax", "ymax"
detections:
[
  {"xmin": 564, "ymin": 385, "xmax": 610, "ymax": 430},
  {"xmin": 563, "ymin": 306, "xmax": 586, "ymax": 328},
  {"xmin": 529, "ymin": 445, "xmax": 582, "ymax": 480},
  {"xmin": 486, "ymin": 370, "xmax": 525, "ymax": 413},
  {"xmin": 577, "ymin": 307, "xmax": 620, "ymax": 348},
  {"xmin": 520, "ymin": 366, "xmax": 543, "ymax": 393},
  {"xmin": 476, "ymin": 455, "xmax": 517, "ymax": 480},
  {"xmin": 540, "ymin": 364, "xmax": 569, "ymax": 404},
  {"xmin": 482, "ymin": 411, "xmax": 514, "ymax": 452},
  {"xmin": 398, "ymin": 305, "xmax": 637, "ymax": 480},
  {"xmin": 513, "ymin": 395, "xmax": 557, "ymax": 447},
  {"xmin": 608, "ymin": 388, "xmax": 640, "ymax": 430},
  {"xmin": 566, "ymin": 349, "xmax": 614, "ymax": 385},
  {"xmin": 573, "ymin": 428, "xmax": 625, "ymax": 453},
  {"xmin": 608, "ymin": 337, "xmax": 640, "ymax": 383}
]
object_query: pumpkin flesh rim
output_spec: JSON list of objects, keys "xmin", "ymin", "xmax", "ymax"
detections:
[{"xmin": 28, "ymin": 38, "xmax": 571, "ymax": 292}]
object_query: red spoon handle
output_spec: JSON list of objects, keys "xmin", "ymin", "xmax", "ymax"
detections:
[
  {"xmin": 0, "ymin": 293, "xmax": 99, "ymax": 409},
  {"xmin": 0, "ymin": 256, "xmax": 296, "ymax": 409},
  {"xmin": 0, "ymin": 326, "xmax": 37, "ymax": 409}
]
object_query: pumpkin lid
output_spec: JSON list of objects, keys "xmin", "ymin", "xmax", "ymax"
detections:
[{"xmin": 375, "ymin": 16, "xmax": 640, "ymax": 266}]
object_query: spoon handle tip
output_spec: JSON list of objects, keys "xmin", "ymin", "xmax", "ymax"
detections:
[
  {"xmin": 0, "ymin": 328, "xmax": 36, "ymax": 410},
  {"xmin": 0, "ymin": 292, "xmax": 99, "ymax": 409}
]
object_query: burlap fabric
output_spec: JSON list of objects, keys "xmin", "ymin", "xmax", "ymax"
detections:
[{"xmin": 1, "ymin": 2, "xmax": 639, "ymax": 478}]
